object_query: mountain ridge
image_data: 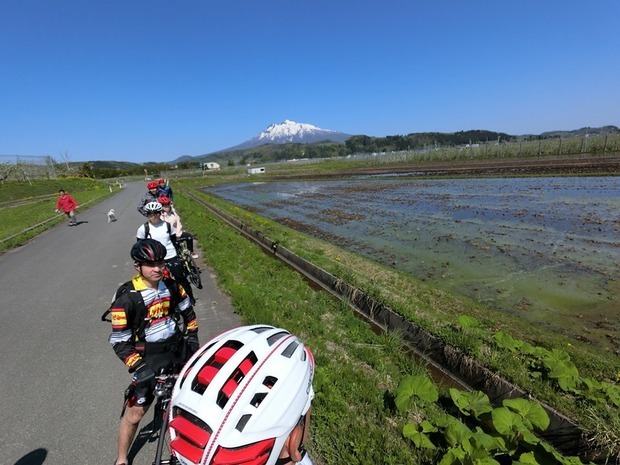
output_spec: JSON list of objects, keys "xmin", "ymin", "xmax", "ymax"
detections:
[
  {"xmin": 91, "ymin": 122, "xmax": 618, "ymax": 167},
  {"xmin": 194, "ymin": 120, "xmax": 352, "ymax": 158},
  {"xmin": 174, "ymin": 122, "xmax": 619, "ymax": 165}
]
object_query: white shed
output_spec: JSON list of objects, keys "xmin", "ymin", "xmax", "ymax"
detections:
[{"xmin": 247, "ymin": 167, "xmax": 266, "ymax": 175}]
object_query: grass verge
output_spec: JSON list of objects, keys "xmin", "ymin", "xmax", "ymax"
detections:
[{"xmin": 0, "ymin": 178, "xmax": 117, "ymax": 253}]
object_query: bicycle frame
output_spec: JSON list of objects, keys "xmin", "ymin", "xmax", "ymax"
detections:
[
  {"xmin": 175, "ymin": 238, "xmax": 202, "ymax": 289},
  {"xmin": 175, "ymin": 240, "xmax": 192, "ymax": 274},
  {"xmin": 152, "ymin": 370, "xmax": 179, "ymax": 465}
]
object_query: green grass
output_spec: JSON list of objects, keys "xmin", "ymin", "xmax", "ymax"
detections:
[
  {"xmin": 0, "ymin": 178, "xmax": 116, "ymax": 252},
  {"xmin": 0, "ymin": 177, "xmax": 111, "ymax": 200},
  {"xmin": 174, "ymin": 179, "xmax": 620, "ymax": 462}
]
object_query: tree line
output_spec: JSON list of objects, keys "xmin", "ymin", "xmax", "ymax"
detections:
[
  {"xmin": 345, "ymin": 130, "xmax": 515, "ymax": 153},
  {"xmin": 233, "ymin": 130, "xmax": 514, "ymax": 165}
]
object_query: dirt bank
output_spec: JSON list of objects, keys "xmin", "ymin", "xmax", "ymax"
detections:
[
  {"xmin": 356, "ymin": 154, "xmax": 620, "ymax": 177},
  {"xmin": 278, "ymin": 153, "xmax": 620, "ymax": 179}
]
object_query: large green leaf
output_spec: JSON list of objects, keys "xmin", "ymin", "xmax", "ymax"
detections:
[
  {"xmin": 450, "ymin": 388, "xmax": 493, "ymax": 418},
  {"xmin": 580, "ymin": 376, "xmax": 601, "ymax": 391},
  {"xmin": 520, "ymin": 342, "xmax": 548, "ymax": 358},
  {"xmin": 403, "ymin": 422, "xmax": 436, "ymax": 450},
  {"xmin": 491, "ymin": 407, "xmax": 522, "ymax": 436},
  {"xmin": 473, "ymin": 458, "xmax": 501, "ymax": 465},
  {"xmin": 502, "ymin": 398, "xmax": 550, "ymax": 431},
  {"xmin": 434, "ymin": 412, "xmax": 454, "ymax": 428},
  {"xmin": 419, "ymin": 419, "xmax": 438, "ymax": 433},
  {"xmin": 545, "ymin": 348, "xmax": 572, "ymax": 363},
  {"xmin": 520, "ymin": 427, "xmax": 542, "ymax": 446},
  {"xmin": 543, "ymin": 358, "xmax": 579, "ymax": 392},
  {"xmin": 439, "ymin": 446, "xmax": 467, "ymax": 465},
  {"xmin": 395, "ymin": 374, "xmax": 439, "ymax": 412},
  {"xmin": 458, "ymin": 315, "xmax": 480, "ymax": 329},
  {"xmin": 444, "ymin": 416, "xmax": 473, "ymax": 447},
  {"xmin": 493, "ymin": 405, "xmax": 541, "ymax": 445},
  {"xmin": 494, "ymin": 331, "xmax": 521, "ymax": 352},
  {"xmin": 461, "ymin": 436, "xmax": 499, "ymax": 463},
  {"xmin": 513, "ymin": 451, "xmax": 539, "ymax": 464},
  {"xmin": 471, "ymin": 428, "xmax": 507, "ymax": 453}
]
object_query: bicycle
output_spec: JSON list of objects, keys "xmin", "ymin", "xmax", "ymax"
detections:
[
  {"xmin": 153, "ymin": 371, "xmax": 179, "ymax": 465},
  {"xmin": 175, "ymin": 236, "xmax": 203, "ymax": 290},
  {"xmin": 119, "ymin": 366, "xmax": 180, "ymax": 465},
  {"xmin": 150, "ymin": 368, "xmax": 179, "ymax": 465}
]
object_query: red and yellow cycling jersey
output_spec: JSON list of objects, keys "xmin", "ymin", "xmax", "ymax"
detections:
[{"xmin": 109, "ymin": 274, "xmax": 197, "ymax": 370}]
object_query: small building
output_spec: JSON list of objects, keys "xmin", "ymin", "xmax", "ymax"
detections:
[
  {"xmin": 203, "ymin": 162, "xmax": 221, "ymax": 170},
  {"xmin": 247, "ymin": 167, "xmax": 266, "ymax": 175}
]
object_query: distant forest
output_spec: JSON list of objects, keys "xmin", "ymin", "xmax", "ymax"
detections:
[
  {"xmin": 234, "ymin": 130, "xmax": 514, "ymax": 165},
  {"xmin": 345, "ymin": 130, "xmax": 515, "ymax": 153}
]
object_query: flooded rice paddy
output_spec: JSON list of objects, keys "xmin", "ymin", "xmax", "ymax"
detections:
[{"xmin": 205, "ymin": 177, "xmax": 620, "ymax": 351}]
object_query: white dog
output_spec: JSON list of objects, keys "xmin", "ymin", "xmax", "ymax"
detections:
[{"xmin": 107, "ymin": 209, "xmax": 117, "ymax": 223}]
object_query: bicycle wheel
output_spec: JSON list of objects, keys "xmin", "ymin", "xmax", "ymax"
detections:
[
  {"xmin": 187, "ymin": 257, "xmax": 203, "ymax": 289},
  {"xmin": 153, "ymin": 403, "xmax": 175, "ymax": 465}
]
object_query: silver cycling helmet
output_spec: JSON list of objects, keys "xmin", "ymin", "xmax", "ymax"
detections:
[{"xmin": 144, "ymin": 201, "xmax": 163, "ymax": 214}]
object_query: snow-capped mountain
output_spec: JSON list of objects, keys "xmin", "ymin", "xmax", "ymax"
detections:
[
  {"xmin": 225, "ymin": 120, "xmax": 352, "ymax": 151},
  {"xmin": 256, "ymin": 120, "xmax": 347, "ymax": 144}
]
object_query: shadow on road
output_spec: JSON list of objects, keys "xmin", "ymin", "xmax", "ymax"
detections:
[
  {"xmin": 14, "ymin": 448, "xmax": 47, "ymax": 465},
  {"xmin": 127, "ymin": 416, "xmax": 160, "ymax": 464}
]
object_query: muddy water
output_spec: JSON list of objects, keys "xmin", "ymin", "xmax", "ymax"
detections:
[{"xmin": 205, "ymin": 177, "xmax": 620, "ymax": 351}]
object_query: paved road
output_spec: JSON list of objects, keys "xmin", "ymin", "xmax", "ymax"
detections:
[{"xmin": 0, "ymin": 182, "xmax": 241, "ymax": 465}]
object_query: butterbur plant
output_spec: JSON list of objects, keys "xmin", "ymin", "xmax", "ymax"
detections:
[
  {"xmin": 457, "ymin": 315, "xmax": 482, "ymax": 330},
  {"xmin": 449, "ymin": 389, "xmax": 493, "ymax": 418},
  {"xmin": 542, "ymin": 348, "xmax": 580, "ymax": 392},
  {"xmin": 493, "ymin": 329, "xmax": 620, "ymax": 408},
  {"xmin": 395, "ymin": 374, "xmax": 587, "ymax": 464},
  {"xmin": 395, "ymin": 374, "xmax": 439, "ymax": 412},
  {"xmin": 500, "ymin": 398, "xmax": 550, "ymax": 432}
]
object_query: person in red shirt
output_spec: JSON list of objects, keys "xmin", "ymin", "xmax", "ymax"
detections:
[{"xmin": 55, "ymin": 189, "xmax": 79, "ymax": 226}]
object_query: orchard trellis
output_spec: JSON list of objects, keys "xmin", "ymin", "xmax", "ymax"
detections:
[{"xmin": 0, "ymin": 155, "xmax": 66, "ymax": 182}]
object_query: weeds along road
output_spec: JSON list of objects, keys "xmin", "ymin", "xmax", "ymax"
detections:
[{"xmin": 0, "ymin": 182, "xmax": 240, "ymax": 465}]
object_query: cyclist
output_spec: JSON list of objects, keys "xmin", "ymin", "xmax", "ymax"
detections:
[
  {"xmin": 169, "ymin": 324, "xmax": 315, "ymax": 465},
  {"xmin": 157, "ymin": 178, "xmax": 174, "ymax": 203},
  {"xmin": 109, "ymin": 239, "xmax": 199, "ymax": 465},
  {"xmin": 137, "ymin": 181, "xmax": 161, "ymax": 216},
  {"xmin": 158, "ymin": 195, "xmax": 198, "ymax": 259},
  {"xmin": 136, "ymin": 201, "xmax": 196, "ymax": 305}
]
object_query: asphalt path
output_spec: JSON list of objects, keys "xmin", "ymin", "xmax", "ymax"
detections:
[{"xmin": 0, "ymin": 182, "xmax": 241, "ymax": 465}]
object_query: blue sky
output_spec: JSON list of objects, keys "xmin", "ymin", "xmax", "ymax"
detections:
[{"xmin": 1, "ymin": 1, "xmax": 619, "ymax": 163}]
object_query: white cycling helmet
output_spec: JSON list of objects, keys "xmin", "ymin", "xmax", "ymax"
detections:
[
  {"xmin": 169, "ymin": 325, "xmax": 315, "ymax": 465},
  {"xmin": 144, "ymin": 201, "xmax": 163, "ymax": 213}
]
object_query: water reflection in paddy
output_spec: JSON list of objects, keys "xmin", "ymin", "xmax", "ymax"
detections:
[{"xmin": 205, "ymin": 177, "xmax": 620, "ymax": 350}]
